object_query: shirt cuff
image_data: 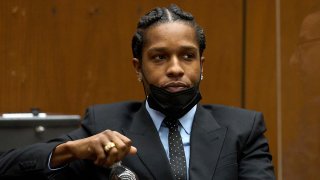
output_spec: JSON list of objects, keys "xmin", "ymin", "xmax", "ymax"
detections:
[{"xmin": 47, "ymin": 152, "xmax": 68, "ymax": 170}]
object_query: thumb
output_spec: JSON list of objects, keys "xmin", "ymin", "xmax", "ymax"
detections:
[{"xmin": 129, "ymin": 146, "xmax": 137, "ymax": 155}]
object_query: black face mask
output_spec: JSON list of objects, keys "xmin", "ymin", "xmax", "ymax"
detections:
[{"xmin": 147, "ymin": 84, "xmax": 202, "ymax": 119}]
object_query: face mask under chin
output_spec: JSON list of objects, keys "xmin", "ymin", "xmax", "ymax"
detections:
[{"xmin": 147, "ymin": 84, "xmax": 202, "ymax": 119}]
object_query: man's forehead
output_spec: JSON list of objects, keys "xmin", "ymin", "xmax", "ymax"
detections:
[{"xmin": 145, "ymin": 22, "xmax": 196, "ymax": 40}]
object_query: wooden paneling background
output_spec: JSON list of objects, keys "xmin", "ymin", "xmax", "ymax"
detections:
[
  {"xmin": 245, "ymin": 0, "xmax": 320, "ymax": 179},
  {"xmin": 0, "ymin": 0, "xmax": 243, "ymax": 115},
  {"xmin": 245, "ymin": 0, "xmax": 278, "ymax": 176},
  {"xmin": 281, "ymin": 0, "xmax": 320, "ymax": 179},
  {"xmin": 1, "ymin": 0, "xmax": 320, "ymax": 179}
]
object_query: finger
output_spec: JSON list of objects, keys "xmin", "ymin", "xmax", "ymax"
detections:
[
  {"xmin": 108, "ymin": 131, "xmax": 132, "ymax": 154},
  {"xmin": 112, "ymin": 138, "xmax": 129, "ymax": 152},
  {"xmin": 103, "ymin": 144, "xmax": 137, "ymax": 167},
  {"xmin": 103, "ymin": 142, "xmax": 116, "ymax": 152},
  {"xmin": 112, "ymin": 132, "xmax": 137, "ymax": 155},
  {"xmin": 105, "ymin": 147, "xmax": 120, "ymax": 166},
  {"xmin": 93, "ymin": 143, "xmax": 108, "ymax": 166},
  {"xmin": 103, "ymin": 130, "xmax": 132, "ymax": 147},
  {"xmin": 113, "ymin": 131, "xmax": 135, "ymax": 152},
  {"xmin": 101, "ymin": 130, "xmax": 136, "ymax": 164},
  {"xmin": 129, "ymin": 146, "xmax": 137, "ymax": 155},
  {"xmin": 84, "ymin": 137, "xmax": 107, "ymax": 161},
  {"xmin": 113, "ymin": 131, "xmax": 133, "ymax": 147}
]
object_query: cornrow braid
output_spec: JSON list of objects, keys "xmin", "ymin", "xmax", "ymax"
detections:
[
  {"xmin": 137, "ymin": 7, "xmax": 164, "ymax": 29},
  {"xmin": 168, "ymin": 4, "xmax": 193, "ymax": 20},
  {"xmin": 132, "ymin": 4, "xmax": 206, "ymax": 61}
]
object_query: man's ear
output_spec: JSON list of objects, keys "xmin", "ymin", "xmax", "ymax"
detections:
[
  {"xmin": 132, "ymin": 58, "xmax": 141, "ymax": 73},
  {"xmin": 200, "ymin": 56, "xmax": 205, "ymax": 75},
  {"xmin": 132, "ymin": 58, "xmax": 142, "ymax": 81}
]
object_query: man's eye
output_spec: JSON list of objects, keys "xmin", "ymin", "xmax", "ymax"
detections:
[
  {"xmin": 183, "ymin": 53, "xmax": 195, "ymax": 60},
  {"xmin": 154, "ymin": 55, "xmax": 166, "ymax": 60}
]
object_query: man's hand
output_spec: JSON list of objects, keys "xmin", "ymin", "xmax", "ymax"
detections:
[{"xmin": 50, "ymin": 130, "xmax": 137, "ymax": 168}]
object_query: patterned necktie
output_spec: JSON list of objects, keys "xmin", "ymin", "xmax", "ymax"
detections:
[{"xmin": 163, "ymin": 117, "xmax": 187, "ymax": 180}]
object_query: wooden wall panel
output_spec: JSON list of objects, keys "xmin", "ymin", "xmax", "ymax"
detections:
[
  {"xmin": 245, "ymin": 0, "xmax": 278, "ymax": 176},
  {"xmin": 194, "ymin": 0, "xmax": 243, "ymax": 107},
  {"xmin": 246, "ymin": 0, "xmax": 320, "ymax": 179},
  {"xmin": 0, "ymin": 0, "xmax": 143, "ymax": 116},
  {"xmin": 0, "ymin": 0, "xmax": 243, "ymax": 116},
  {"xmin": 281, "ymin": 0, "xmax": 320, "ymax": 179}
]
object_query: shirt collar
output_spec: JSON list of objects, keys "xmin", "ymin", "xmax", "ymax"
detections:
[{"xmin": 145, "ymin": 100, "xmax": 196, "ymax": 135}]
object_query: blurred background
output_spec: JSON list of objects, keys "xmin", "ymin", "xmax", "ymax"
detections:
[{"xmin": 0, "ymin": 0, "xmax": 319, "ymax": 179}]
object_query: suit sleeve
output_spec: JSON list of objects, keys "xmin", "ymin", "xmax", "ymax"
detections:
[
  {"xmin": 0, "ymin": 140, "xmax": 65, "ymax": 179},
  {"xmin": 238, "ymin": 112, "xmax": 276, "ymax": 180},
  {"xmin": 0, "ymin": 108, "xmax": 96, "ymax": 179},
  {"xmin": 0, "ymin": 126, "xmax": 90, "ymax": 178}
]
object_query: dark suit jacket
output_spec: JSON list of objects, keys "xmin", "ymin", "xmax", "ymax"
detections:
[{"xmin": 0, "ymin": 101, "xmax": 275, "ymax": 180}]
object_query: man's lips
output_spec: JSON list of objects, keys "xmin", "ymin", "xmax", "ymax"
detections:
[
  {"xmin": 165, "ymin": 86, "xmax": 188, "ymax": 92},
  {"xmin": 161, "ymin": 82, "xmax": 189, "ymax": 93}
]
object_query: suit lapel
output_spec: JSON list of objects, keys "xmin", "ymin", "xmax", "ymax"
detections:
[
  {"xmin": 123, "ymin": 103, "xmax": 174, "ymax": 180},
  {"xmin": 189, "ymin": 105, "xmax": 227, "ymax": 180}
]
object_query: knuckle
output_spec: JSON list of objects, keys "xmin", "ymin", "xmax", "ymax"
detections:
[
  {"xmin": 103, "ymin": 129, "xmax": 117, "ymax": 138},
  {"xmin": 102, "ymin": 129, "xmax": 112, "ymax": 136},
  {"xmin": 112, "ymin": 131, "xmax": 120, "ymax": 135},
  {"xmin": 124, "ymin": 139, "xmax": 132, "ymax": 146},
  {"xmin": 110, "ymin": 147, "xmax": 119, "ymax": 154},
  {"xmin": 104, "ymin": 129, "xmax": 112, "ymax": 133},
  {"xmin": 117, "ymin": 144, "xmax": 127, "ymax": 151}
]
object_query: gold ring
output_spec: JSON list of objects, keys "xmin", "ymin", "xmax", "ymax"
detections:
[{"xmin": 104, "ymin": 142, "xmax": 116, "ymax": 152}]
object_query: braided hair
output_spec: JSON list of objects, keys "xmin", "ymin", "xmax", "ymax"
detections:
[{"xmin": 132, "ymin": 4, "xmax": 206, "ymax": 61}]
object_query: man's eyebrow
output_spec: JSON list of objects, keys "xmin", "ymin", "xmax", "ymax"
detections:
[
  {"xmin": 147, "ymin": 45, "xmax": 198, "ymax": 52},
  {"xmin": 147, "ymin": 47, "xmax": 168, "ymax": 52},
  {"xmin": 180, "ymin": 46, "xmax": 198, "ymax": 51}
]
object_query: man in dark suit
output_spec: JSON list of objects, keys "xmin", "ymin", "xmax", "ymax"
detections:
[{"xmin": 0, "ymin": 4, "xmax": 275, "ymax": 180}]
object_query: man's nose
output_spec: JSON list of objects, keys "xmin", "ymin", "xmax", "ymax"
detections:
[{"xmin": 166, "ymin": 56, "xmax": 184, "ymax": 78}]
